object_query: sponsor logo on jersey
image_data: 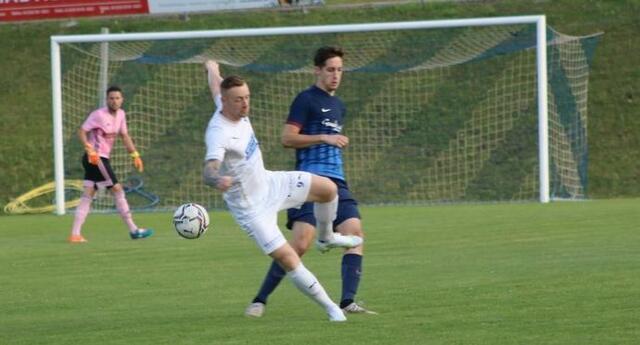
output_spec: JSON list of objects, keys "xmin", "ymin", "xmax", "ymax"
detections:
[
  {"xmin": 245, "ymin": 134, "xmax": 259, "ymax": 160},
  {"xmin": 321, "ymin": 118, "xmax": 343, "ymax": 133}
]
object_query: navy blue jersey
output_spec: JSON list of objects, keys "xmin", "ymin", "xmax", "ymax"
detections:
[{"xmin": 286, "ymin": 85, "xmax": 346, "ymax": 181}]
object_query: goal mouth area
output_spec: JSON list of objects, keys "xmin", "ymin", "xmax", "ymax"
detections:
[{"xmin": 51, "ymin": 17, "xmax": 599, "ymax": 213}]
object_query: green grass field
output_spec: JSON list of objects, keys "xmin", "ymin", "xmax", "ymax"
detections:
[
  {"xmin": 2, "ymin": 0, "xmax": 640, "ymax": 207},
  {"xmin": 1, "ymin": 200, "xmax": 638, "ymax": 344}
]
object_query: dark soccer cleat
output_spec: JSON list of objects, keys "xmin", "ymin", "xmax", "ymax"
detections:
[{"xmin": 130, "ymin": 228, "xmax": 154, "ymax": 240}]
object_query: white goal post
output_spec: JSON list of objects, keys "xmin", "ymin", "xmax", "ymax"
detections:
[{"xmin": 51, "ymin": 15, "xmax": 552, "ymax": 215}]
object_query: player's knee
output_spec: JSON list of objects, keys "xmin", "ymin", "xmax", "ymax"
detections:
[
  {"xmin": 270, "ymin": 243, "xmax": 301, "ymax": 271},
  {"xmin": 320, "ymin": 178, "xmax": 337, "ymax": 202},
  {"xmin": 111, "ymin": 183, "xmax": 123, "ymax": 193},
  {"xmin": 352, "ymin": 228, "xmax": 364, "ymax": 238},
  {"xmin": 292, "ymin": 243, "xmax": 309, "ymax": 256},
  {"xmin": 83, "ymin": 187, "xmax": 96, "ymax": 198},
  {"xmin": 310, "ymin": 176, "xmax": 337, "ymax": 202},
  {"xmin": 291, "ymin": 238, "xmax": 312, "ymax": 255}
]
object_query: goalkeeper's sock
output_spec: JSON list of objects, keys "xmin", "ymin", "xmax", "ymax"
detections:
[
  {"xmin": 253, "ymin": 260, "xmax": 287, "ymax": 304},
  {"xmin": 113, "ymin": 189, "xmax": 137, "ymax": 232},
  {"xmin": 313, "ymin": 195, "xmax": 338, "ymax": 242},
  {"xmin": 340, "ymin": 254, "xmax": 363, "ymax": 307},
  {"xmin": 71, "ymin": 195, "xmax": 92, "ymax": 236}
]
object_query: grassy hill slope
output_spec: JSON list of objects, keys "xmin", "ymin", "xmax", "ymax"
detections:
[{"xmin": 1, "ymin": 0, "xmax": 638, "ymax": 209}]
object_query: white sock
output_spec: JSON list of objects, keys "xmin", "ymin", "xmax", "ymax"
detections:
[
  {"xmin": 287, "ymin": 263, "xmax": 337, "ymax": 312},
  {"xmin": 313, "ymin": 195, "xmax": 338, "ymax": 242}
]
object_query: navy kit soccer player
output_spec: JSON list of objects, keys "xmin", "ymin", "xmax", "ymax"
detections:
[
  {"xmin": 202, "ymin": 60, "xmax": 359, "ymax": 321},
  {"xmin": 245, "ymin": 46, "xmax": 376, "ymax": 317}
]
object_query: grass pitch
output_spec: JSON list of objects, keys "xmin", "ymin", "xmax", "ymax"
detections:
[{"xmin": 1, "ymin": 199, "xmax": 639, "ymax": 344}]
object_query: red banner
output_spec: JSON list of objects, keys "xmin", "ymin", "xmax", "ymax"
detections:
[{"xmin": 0, "ymin": 0, "xmax": 149, "ymax": 22}]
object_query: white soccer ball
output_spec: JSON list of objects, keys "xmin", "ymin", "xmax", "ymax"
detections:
[{"xmin": 173, "ymin": 203, "xmax": 210, "ymax": 239}]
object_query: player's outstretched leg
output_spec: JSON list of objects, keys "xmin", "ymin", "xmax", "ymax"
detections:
[
  {"xmin": 287, "ymin": 262, "xmax": 346, "ymax": 322},
  {"xmin": 271, "ymin": 243, "xmax": 345, "ymax": 322}
]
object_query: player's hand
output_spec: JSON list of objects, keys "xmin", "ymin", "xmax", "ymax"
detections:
[
  {"xmin": 130, "ymin": 151, "xmax": 144, "ymax": 173},
  {"xmin": 85, "ymin": 143, "xmax": 99, "ymax": 165},
  {"xmin": 215, "ymin": 176, "xmax": 233, "ymax": 192},
  {"xmin": 324, "ymin": 134, "xmax": 349, "ymax": 148},
  {"xmin": 204, "ymin": 60, "xmax": 219, "ymax": 73}
]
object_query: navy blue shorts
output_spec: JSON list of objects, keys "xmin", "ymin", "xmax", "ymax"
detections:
[
  {"xmin": 82, "ymin": 153, "xmax": 118, "ymax": 189},
  {"xmin": 286, "ymin": 177, "xmax": 360, "ymax": 231}
]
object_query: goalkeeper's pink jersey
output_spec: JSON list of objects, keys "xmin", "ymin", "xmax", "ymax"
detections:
[{"xmin": 81, "ymin": 107, "xmax": 129, "ymax": 159}]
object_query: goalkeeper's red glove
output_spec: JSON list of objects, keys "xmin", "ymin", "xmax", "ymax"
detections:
[
  {"xmin": 131, "ymin": 151, "xmax": 144, "ymax": 173},
  {"xmin": 85, "ymin": 143, "xmax": 99, "ymax": 165}
]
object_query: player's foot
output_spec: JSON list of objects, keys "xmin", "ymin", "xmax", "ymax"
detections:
[
  {"xmin": 244, "ymin": 302, "xmax": 265, "ymax": 318},
  {"xmin": 342, "ymin": 302, "xmax": 378, "ymax": 315},
  {"xmin": 327, "ymin": 305, "xmax": 347, "ymax": 322},
  {"xmin": 130, "ymin": 228, "xmax": 154, "ymax": 240},
  {"xmin": 68, "ymin": 234, "xmax": 88, "ymax": 243},
  {"xmin": 316, "ymin": 233, "xmax": 363, "ymax": 253}
]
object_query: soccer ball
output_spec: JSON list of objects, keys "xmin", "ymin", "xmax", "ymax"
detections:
[{"xmin": 173, "ymin": 203, "xmax": 210, "ymax": 239}]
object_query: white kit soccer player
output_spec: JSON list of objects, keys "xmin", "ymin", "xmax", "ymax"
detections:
[{"xmin": 202, "ymin": 64, "xmax": 360, "ymax": 321}]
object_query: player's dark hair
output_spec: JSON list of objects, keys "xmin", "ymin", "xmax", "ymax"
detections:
[
  {"xmin": 314, "ymin": 46, "xmax": 344, "ymax": 67},
  {"xmin": 106, "ymin": 85, "xmax": 123, "ymax": 96},
  {"xmin": 220, "ymin": 75, "xmax": 246, "ymax": 92}
]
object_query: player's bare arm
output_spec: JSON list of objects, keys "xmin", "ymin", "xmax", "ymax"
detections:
[
  {"xmin": 121, "ymin": 132, "xmax": 144, "ymax": 172},
  {"xmin": 120, "ymin": 132, "xmax": 137, "ymax": 154},
  {"xmin": 281, "ymin": 123, "xmax": 349, "ymax": 149},
  {"xmin": 78, "ymin": 128, "xmax": 91, "ymax": 148},
  {"xmin": 203, "ymin": 159, "xmax": 233, "ymax": 192},
  {"xmin": 205, "ymin": 60, "xmax": 223, "ymax": 100}
]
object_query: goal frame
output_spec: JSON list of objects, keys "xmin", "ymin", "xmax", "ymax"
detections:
[{"xmin": 50, "ymin": 15, "xmax": 549, "ymax": 215}]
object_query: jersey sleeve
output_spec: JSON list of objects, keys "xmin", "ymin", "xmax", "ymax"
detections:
[
  {"xmin": 81, "ymin": 110, "xmax": 99, "ymax": 131},
  {"xmin": 204, "ymin": 124, "xmax": 226, "ymax": 162},
  {"xmin": 286, "ymin": 93, "xmax": 310, "ymax": 129},
  {"xmin": 214, "ymin": 94, "xmax": 222, "ymax": 111}
]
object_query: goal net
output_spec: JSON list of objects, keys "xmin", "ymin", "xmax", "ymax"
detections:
[{"xmin": 51, "ymin": 17, "xmax": 600, "ymax": 213}]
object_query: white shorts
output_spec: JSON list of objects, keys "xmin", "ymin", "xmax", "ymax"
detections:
[{"xmin": 236, "ymin": 171, "xmax": 312, "ymax": 254}]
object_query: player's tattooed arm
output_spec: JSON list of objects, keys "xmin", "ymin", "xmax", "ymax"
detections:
[{"xmin": 203, "ymin": 159, "xmax": 233, "ymax": 192}]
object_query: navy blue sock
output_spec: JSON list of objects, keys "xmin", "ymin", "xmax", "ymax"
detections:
[
  {"xmin": 340, "ymin": 253, "xmax": 363, "ymax": 308},
  {"xmin": 252, "ymin": 260, "xmax": 286, "ymax": 304}
]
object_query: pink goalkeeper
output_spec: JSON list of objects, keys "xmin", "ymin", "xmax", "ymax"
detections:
[{"xmin": 68, "ymin": 86, "xmax": 153, "ymax": 243}]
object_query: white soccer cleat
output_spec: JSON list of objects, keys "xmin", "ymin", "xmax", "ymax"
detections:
[
  {"xmin": 244, "ymin": 302, "xmax": 265, "ymax": 318},
  {"xmin": 342, "ymin": 302, "xmax": 378, "ymax": 315},
  {"xmin": 316, "ymin": 233, "xmax": 363, "ymax": 253},
  {"xmin": 327, "ymin": 305, "xmax": 347, "ymax": 322}
]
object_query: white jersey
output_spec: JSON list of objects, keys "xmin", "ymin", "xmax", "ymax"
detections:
[{"xmin": 204, "ymin": 96, "xmax": 269, "ymax": 222}]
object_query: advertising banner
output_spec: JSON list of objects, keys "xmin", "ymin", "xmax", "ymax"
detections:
[
  {"xmin": 147, "ymin": 0, "xmax": 278, "ymax": 14},
  {"xmin": 0, "ymin": 0, "xmax": 149, "ymax": 22}
]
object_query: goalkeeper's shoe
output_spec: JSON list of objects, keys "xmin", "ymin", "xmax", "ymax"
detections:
[
  {"xmin": 342, "ymin": 302, "xmax": 378, "ymax": 315},
  {"xmin": 130, "ymin": 228, "xmax": 154, "ymax": 240},
  {"xmin": 316, "ymin": 233, "xmax": 363, "ymax": 253},
  {"xmin": 244, "ymin": 302, "xmax": 265, "ymax": 318},
  {"xmin": 68, "ymin": 234, "xmax": 88, "ymax": 243}
]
